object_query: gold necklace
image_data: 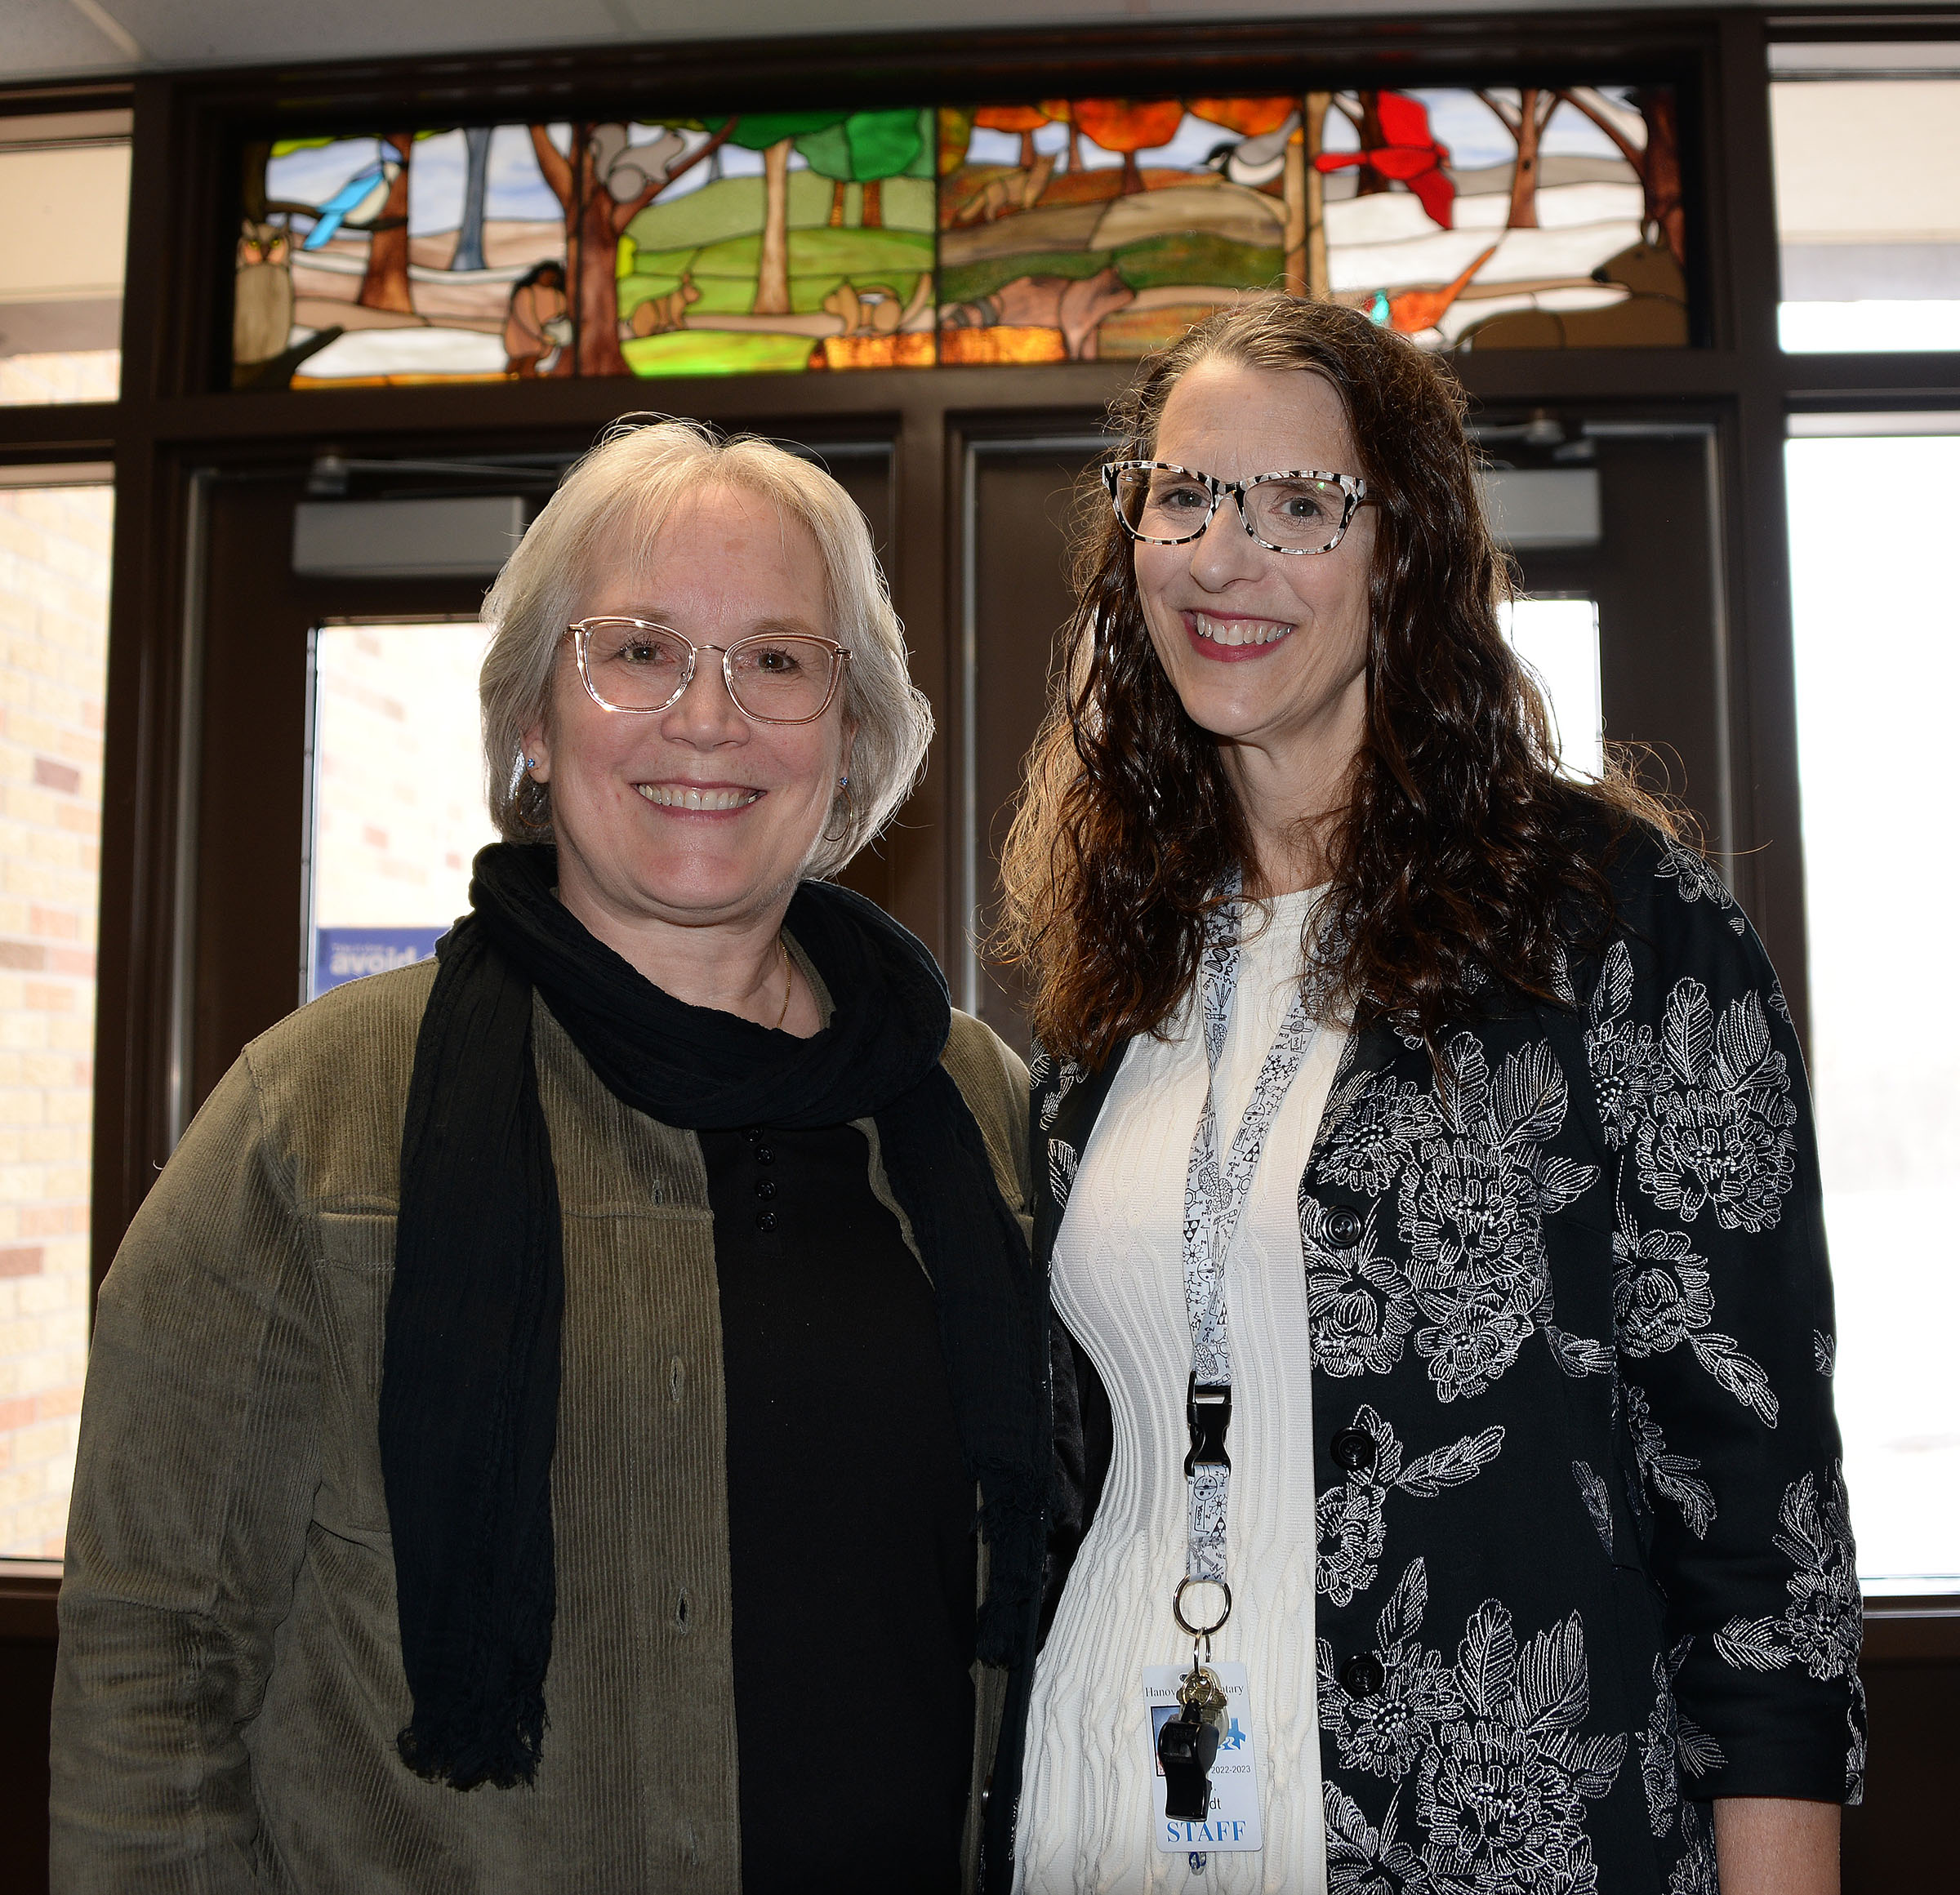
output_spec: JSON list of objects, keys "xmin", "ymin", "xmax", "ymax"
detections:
[{"xmin": 773, "ymin": 939, "xmax": 793, "ymax": 1031}]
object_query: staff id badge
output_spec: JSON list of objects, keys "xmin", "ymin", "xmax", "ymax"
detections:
[{"xmin": 1143, "ymin": 1661, "xmax": 1263, "ymax": 1853}]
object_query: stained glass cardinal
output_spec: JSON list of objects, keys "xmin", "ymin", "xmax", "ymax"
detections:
[{"xmin": 1315, "ymin": 91, "xmax": 1456, "ymax": 230}]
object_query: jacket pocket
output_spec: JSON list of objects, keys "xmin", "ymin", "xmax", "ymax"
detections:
[{"xmin": 315, "ymin": 1212, "xmax": 396, "ymax": 1536}]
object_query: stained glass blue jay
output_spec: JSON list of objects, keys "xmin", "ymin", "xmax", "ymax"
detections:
[{"xmin": 301, "ymin": 158, "xmax": 403, "ymax": 251}]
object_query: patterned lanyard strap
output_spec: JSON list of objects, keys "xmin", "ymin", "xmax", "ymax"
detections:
[{"xmin": 1176, "ymin": 891, "xmax": 1319, "ymax": 1635}]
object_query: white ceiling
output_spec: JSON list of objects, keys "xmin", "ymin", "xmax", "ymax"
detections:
[{"xmin": 13, "ymin": 0, "xmax": 1738, "ymax": 88}]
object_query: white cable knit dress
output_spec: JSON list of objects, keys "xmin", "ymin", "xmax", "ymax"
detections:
[{"xmin": 1015, "ymin": 888, "xmax": 1345, "ymax": 1895}]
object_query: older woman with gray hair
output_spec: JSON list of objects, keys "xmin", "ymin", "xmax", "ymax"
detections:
[{"xmin": 51, "ymin": 420, "xmax": 1048, "ymax": 1894}]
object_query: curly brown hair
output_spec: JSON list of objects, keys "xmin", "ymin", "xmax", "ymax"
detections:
[{"xmin": 996, "ymin": 294, "xmax": 1677, "ymax": 1067}]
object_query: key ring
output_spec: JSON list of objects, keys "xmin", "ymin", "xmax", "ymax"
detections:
[{"xmin": 1173, "ymin": 1575, "xmax": 1232, "ymax": 1639}]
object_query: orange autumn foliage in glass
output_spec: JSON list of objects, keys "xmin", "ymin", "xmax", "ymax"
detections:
[
  {"xmin": 1070, "ymin": 98, "xmax": 1184, "ymax": 154},
  {"xmin": 1186, "ymin": 98, "xmax": 1298, "ymax": 137}
]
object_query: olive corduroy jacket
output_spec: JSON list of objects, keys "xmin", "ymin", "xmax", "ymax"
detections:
[{"xmin": 50, "ymin": 955, "xmax": 1040, "ymax": 1894}]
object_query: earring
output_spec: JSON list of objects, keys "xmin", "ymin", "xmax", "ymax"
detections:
[
  {"xmin": 837, "ymin": 773, "xmax": 850, "ymax": 790},
  {"xmin": 524, "ymin": 756, "xmax": 538, "ymax": 771}
]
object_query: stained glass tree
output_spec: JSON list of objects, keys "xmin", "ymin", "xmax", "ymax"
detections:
[
  {"xmin": 452, "ymin": 128, "xmax": 492, "ymax": 273},
  {"xmin": 795, "ymin": 109, "xmax": 927, "ymax": 229},
  {"xmin": 1070, "ymin": 100, "xmax": 1185, "ymax": 195},
  {"xmin": 529, "ymin": 121, "xmax": 736, "ymax": 374},
  {"xmin": 709, "ymin": 113, "xmax": 849, "ymax": 317},
  {"xmin": 1473, "ymin": 88, "xmax": 1559, "ymax": 229},
  {"xmin": 973, "ymin": 105, "xmax": 1050, "ymax": 171}
]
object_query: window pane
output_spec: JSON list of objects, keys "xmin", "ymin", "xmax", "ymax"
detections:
[
  {"xmin": 1772, "ymin": 50, "xmax": 1960, "ymax": 352},
  {"xmin": 307, "ymin": 622, "xmax": 497, "ymax": 1000},
  {"xmin": 0, "ymin": 479, "xmax": 111, "ymax": 1556},
  {"xmin": 1788, "ymin": 430, "xmax": 1960, "ymax": 1586},
  {"xmin": 0, "ymin": 114, "xmax": 128, "ymax": 404},
  {"xmin": 1500, "ymin": 596, "xmax": 1603, "ymax": 779}
]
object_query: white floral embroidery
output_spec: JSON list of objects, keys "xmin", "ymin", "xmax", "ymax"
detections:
[
  {"xmin": 1413, "ymin": 1599, "xmax": 1625, "ymax": 1895},
  {"xmin": 1038, "ymin": 1056, "xmax": 1086, "ymax": 1131},
  {"xmin": 1323, "ymin": 1782, "xmax": 1435, "ymax": 1895},
  {"xmin": 1046, "ymin": 1138, "xmax": 1077, "ymax": 1209},
  {"xmin": 1846, "ymin": 1674, "xmax": 1868, "ymax": 1804},
  {"xmin": 1612, "ymin": 1197, "xmax": 1778, "ymax": 1426},
  {"xmin": 1655, "ymin": 838, "xmax": 1732, "ymax": 911},
  {"xmin": 1541, "ymin": 1310, "xmax": 1614, "ymax": 1381},
  {"xmin": 1634, "ymin": 977, "xmax": 1796, "ymax": 1234},
  {"xmin": 1396, "ymin": 1034, "xmax": 1601, "ymax": 1403},
  {"xmin": 1584, "ymin": 941, "xmax": 1664, "ymax": 1152},
  {"xmin": 1588, "ymin": 946, "xmax": 1797, "ymax": 1237},
  {"xmin": 1812, "ymin": 1329, "xmax": 1836, "ymax": 1377},
  {"xmin": 1316, "ymin": 1405, "xmax": 1505, "ymax": 1606},
  {"xmin": 1319, "ymin": 1070, "xmax": 1446, "ymax": 1195},
  {"xmin": 1319, "ymin": 1559, "xmax": 1466, "ymax": 1778},
  {"xmin": 1714, "ymin": 1464, "xmax": 1861, "ymax": 1685},
  {"xmin": 1550, "ymin": 945, "xmax": 1577, "ymax": 1010},
  {"xmin": 1570, "ymin": 1461, "xmax": 1613, "ymax": 1556},
  {"xmin": 1303, "ymin": 1197, "xmax": 1417, "ymax": 1378},
  {"xmin": 1667, "ymin": 1800, "xmax": 1720, "ymax": 1895},
  {"xmin": 1624, "ymin": 1379, "xmax": 1716, "ymax": 1539},
  {"xmin": 1639, "ymin": 1637, "xmax": 1726, "ymax": 1837}
]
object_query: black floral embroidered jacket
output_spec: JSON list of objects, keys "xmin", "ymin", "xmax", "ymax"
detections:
[{"xmin": 1030, "ymin": 829, "xmax": 1864, "ymax": 1894}]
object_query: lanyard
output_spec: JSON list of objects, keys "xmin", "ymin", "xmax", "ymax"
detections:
[
  {"xmin": 1177, "ymin": 893, "xmax": 1319, "ymax": 1613},
  {"xmin": 1156, "ymin": 894, "xmax": 1319, "ymax": 1864}
]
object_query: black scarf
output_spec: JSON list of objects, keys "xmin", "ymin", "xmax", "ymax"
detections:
[{"xmin": 380, "ymin": 843, "xmax": 1045, "ymax": 1790}]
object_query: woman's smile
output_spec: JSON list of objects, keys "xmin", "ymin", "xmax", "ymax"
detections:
[
  {"xmin": 633, "ymin": 779, "xmax": 765, "ymax": 812},
  {"xmin": 1184, "ymin": 608, "xmax": 1297, "ymax": 657}
]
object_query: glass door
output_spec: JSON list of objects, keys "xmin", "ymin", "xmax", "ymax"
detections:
[{"xmin": 305, "ymin": 620, "xmax": 497, "ymax": 1001}]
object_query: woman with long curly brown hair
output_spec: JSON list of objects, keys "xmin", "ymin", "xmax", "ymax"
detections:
[{"xmin": 1000, "ymin": 296, "xmax": 1860, "ymax": 1895}]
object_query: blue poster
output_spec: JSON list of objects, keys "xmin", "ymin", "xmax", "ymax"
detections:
[{"xmin": 313, "ymin": 926, "xmax": 449, "ymax": 996}]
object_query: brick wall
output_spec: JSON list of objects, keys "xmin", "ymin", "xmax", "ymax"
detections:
[{"xmin": 0, "ymin": 478, "xmax": 110, "ymax": 1557}]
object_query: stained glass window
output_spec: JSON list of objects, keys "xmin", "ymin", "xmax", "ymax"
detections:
[
  {"xmin": 234, "ymin": 85, "xmax": 1687, "ymax": 388},
  {"xmin": 245, "ymin": 116, "xmax": 937, "ymax": 388},
  {"xmin": 939, "ymin": 89, "xmax": 1684, "ymax": 358}
]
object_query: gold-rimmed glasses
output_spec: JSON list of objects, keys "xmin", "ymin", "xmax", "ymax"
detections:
[
  {"xmin": 1102, "ymin": 460, "xmax": 1373, "ymax": 555},
  {"xmin": 568, "ymin": 617, "xmax": 849, "ymax": 725}
]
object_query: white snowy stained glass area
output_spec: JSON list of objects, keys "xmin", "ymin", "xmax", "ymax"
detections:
[
  {"xmin": 1499, "ymin": 596, "xmax": 1603, "ymax": 779},
  {"xmin": 1788, "ymin": 433, "xmax": 1960, "ymax": 1587},
  {"xmin": 307, "ymin": 622, "xmax": 498, "ymax": 1001}
]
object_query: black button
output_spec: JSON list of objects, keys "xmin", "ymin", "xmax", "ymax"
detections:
[
  {"xmin": 754, "ymin": 1179, "xmax": 777, "ymax": 1200},
  {"xmin": 755, "ymin": 1209, "xmax": 777, "ymax": 1233},
  {"xmin": 1339, "ymin": 1653, "xmax": 1385, "ymax": 1699},
  {"xmin": 744, "ymin": 1127, "xmax": 763, "ymax": 1142},
  {"xmin": 1324, "ymin": 1205, "xmax": 1364, "ymax": 1249},
  {"xmin": 753, "ymin": 1147, "xmax": 775, "ymax": 1165},
  {"xmin": 1330, "ymin": 1427, "xmax": 1376, "ymax": 1473}
]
